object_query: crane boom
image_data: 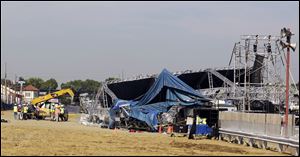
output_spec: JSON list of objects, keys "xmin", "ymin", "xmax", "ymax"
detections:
[{"xmin": 31, "ymin": 88, "xmax": 74, "ymax": 106}]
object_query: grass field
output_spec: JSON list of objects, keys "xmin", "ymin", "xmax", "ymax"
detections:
[{"xmin": 1, "ymin": 111, "xmax": 290, "ymax": 156}]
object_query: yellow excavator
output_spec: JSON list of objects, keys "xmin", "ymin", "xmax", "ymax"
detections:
[{"xmin": 31, "ymin": 88, "xmax": 74, "ymax": 120}]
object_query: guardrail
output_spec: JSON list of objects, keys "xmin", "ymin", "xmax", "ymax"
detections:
[{"xmin": 219, "ymin": 128, "xmax": 299, "ymax": 156}]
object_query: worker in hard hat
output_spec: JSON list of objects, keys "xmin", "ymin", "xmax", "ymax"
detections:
[
  {"xmin": 54, "ymin": 104, "xmax": 61, "ymax": 122},
  {"xmin": 13, "ymin": 103, "xmax": 18, "ymax": 120},
  {"xmin": 17, "ymin": 103, "xmax": 22, "ymax": 120},
  {"xmin": 23, "ymin": 104, "xmax": 29, "ymax": 120},
  {"xmin": 50, "ymin": 103, "xmax": 55, "ymax": 121}
]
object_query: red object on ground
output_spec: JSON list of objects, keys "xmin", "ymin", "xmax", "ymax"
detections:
[
  {"xmin": 158, "ymin": 125, "xmax": 162, "ymax": 133},
  {"xmin": 167, "ymin": 125, "xmax": 173, "ymax": 134}
]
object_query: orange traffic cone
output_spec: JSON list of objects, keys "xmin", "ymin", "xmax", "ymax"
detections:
[{"xmin": 167, "ymin": 125, "xmax": 173, "ymax": 134}]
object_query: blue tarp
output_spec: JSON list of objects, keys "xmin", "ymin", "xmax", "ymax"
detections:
[
  {"xmin": 188, "ymin": 124, "xmax": 213, "ymax": 135},
  {"xmin": 134, "ymin": 69, "xmax": 208, "ymax": 107},
  {"xmin": 111, "ymin": 69, "xmax": 211, "ymax": 130}
]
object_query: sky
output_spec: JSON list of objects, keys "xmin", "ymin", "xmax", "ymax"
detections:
[{"xmin": 1, "ymin": 1, "xmax": 299, "ymax": 86}]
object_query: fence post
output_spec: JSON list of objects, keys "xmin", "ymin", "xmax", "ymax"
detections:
[
  {"xmin": 292, "ymin": 114, "xmax": 294, "ymax": 137},
  {"xmin": 277, "ymin": 144, "xmax": 283, "ymax": 152},
  {"xmin": 249, "ymin": 138, "xmax": 254, "ymax": 147},
  {"xmin": 264, "ymin": 113, "xmax": 267, "ymax": 135}
]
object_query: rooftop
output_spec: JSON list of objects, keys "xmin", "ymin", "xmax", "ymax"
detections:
[{"xmin": 23, "ymin": 85, "xmax": 39, "ymax": 91}]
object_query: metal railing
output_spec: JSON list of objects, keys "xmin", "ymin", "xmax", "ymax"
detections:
[{"xmin": 219, "ymin": 128, "xmax": 299, "ymax": 155}]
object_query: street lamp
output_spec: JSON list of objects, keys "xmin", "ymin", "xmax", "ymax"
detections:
[
  {"xmin": 280, "ymin": 28, "xmax": 297, "ymax": 137},
  {"xmin": 18, "ymin": 81, "xmax": 25, "ymax": 104}
]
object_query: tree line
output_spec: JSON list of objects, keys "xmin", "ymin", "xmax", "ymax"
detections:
[
  {"xmin": 1, "ymin": 77, "xmax": 59, "ymax": 92},
  {"xmin": 1, "ymin": 77, "xmax": 121, "ymax": 96},
  {"xmin": 1, "ymin": 77, "xmax": 122, "ymax": 106}
]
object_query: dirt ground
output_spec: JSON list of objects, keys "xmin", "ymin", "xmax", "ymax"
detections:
[{"xmin": 1, "ymin": 111, "xmax": 290, "ymax": 156}]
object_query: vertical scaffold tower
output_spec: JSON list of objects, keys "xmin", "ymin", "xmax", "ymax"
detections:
[{"xmin": 229, "ymin": 34, "xmax": 298, "ymax": 112}]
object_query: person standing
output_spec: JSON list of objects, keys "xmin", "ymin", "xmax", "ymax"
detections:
[
  {"xmin": 50, "ymin": 103, "xmax": 55, "ymax": 121},
  {"xmin": 35, "ymin": 105, "xmax": 40, "ymax": 120},
  {"xmin": 188, "ymin": 115, "xmax": 197, "ymax": 139},
  {"xmin": 60, "ymin": 105, "xmax": 65, "ymax": 121},
  {"xmin": 13, "ymin": 103, "xmax": 18, "ymax": 120},
  {"xmin": 55, "ymin": 104, "xmax": 61, "ymax": 122},
  {"xmin": 18, "ymin": 103, "xmax": 23, "ymax": 120},
  {"xmin": 23, "ymin": 104, "xmax": 28, "ymax": 120}
]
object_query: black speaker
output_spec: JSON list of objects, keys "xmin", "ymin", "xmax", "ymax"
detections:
[{"xmin": 251, "ymin": 54, "xmax": 264, "ymax": 85}]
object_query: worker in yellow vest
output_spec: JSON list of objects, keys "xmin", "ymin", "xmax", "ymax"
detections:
[
  {"xmin": 17, "ymin": 104, "xmax": 22, "ymax": 120},
  {"xmin": 196, "ymin": 116, "xmax": 201, "ymax": 125},
  {"xmin": 196, "ymin": 116, "xmax": 207, "ymax": 125},
  {"xmin": 23, "ymin": 104, "xmax": 29, "ymax": 120},
  {"xmin": 202, "ymin": 118, "xmax": 207, "ymax": 125},
  {"xmin": 50, "ymin": 103, "xmax": 55, "ymax": 121},
  {"xmin": 13, "ymin": 104, "xmax": 18, "ymax": 120}
]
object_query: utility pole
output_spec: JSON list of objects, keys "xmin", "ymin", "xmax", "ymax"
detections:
[
  {"xmin": 18, "ymin": 80, "xmax": 25, "ymax": 104},
  {"xmin": 280, "ymin": 28, "xmax": 296, "ymax": 137},
  {"xmin": 14, "ymin": 74, "xmax": 17, "ymax": 104},
  {"xmin": 285, "ymin": 36, "xmax": 290, "ymax": 138},
  {"xmin": 4, "ymin": 62, "xmax": 8, "ymax": 104}
]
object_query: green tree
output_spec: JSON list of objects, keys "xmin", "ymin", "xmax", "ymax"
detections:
[
  {"xmin": 25, "ymin": 77, "xmax": 44, "ymax": 89},
  {"xmin": 83, "ymin": 79, "xmax": 101, "ymax": 94},
  {"xmin": 60, "ymin": 79, "xmax": 101, "ymax": 105},
  {"xmin": 40, "ymin": 78, "xmax": 58, "ymax": 91},
  {"xmin": 61, "ymin": 80, "xmax": 84, "ymax": 92},
  {"xmin": 61, "ymin": 79, "xmax": 101, "ymax": 95}
]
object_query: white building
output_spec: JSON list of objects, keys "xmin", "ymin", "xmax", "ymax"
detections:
[
  {"xmin": 1, "ymin": 84, "xmax": 22, "ymax": 104},
  {"xmin": 22, "ymin": 85, "xmax": 39, "ymax": 104}
]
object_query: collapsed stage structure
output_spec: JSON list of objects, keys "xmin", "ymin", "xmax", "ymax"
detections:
[
  {"xmin": 102, "ymin": 34, "xmax": 299, "ymax": 113},
  {"xmin": 109, "ymin": 69, "xmax": 211, "ymax": 131},
  {"xmin": 79, "ymin": 33, "xmax": 299, "ymax": 132}
]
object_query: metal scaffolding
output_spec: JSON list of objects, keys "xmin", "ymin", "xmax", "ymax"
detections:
[{"xmin": 226, "ymin": 34, "xmax": 298, "ymax": 112}]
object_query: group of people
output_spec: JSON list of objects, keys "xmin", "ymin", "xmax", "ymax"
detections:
[
  {"xmin": 50, "ymin": 103, "xmax": 66, "ymax": 122},
  {"xmin": 13, "ymin": 103, "xmax": 30, "ymax": 120},
  {"xmin": 13, "ymin": 102, "xmax": 66, "ymax": 122}
]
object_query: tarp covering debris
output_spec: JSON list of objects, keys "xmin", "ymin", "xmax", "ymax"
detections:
[{"xmin": 111, "ymin": 69, "xmax": 211, "ymax": 130}]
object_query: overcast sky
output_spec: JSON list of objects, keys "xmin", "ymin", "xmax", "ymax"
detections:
[{"xmin": 1, "ymin": 1, "xmax": 299, "ymax": 86}]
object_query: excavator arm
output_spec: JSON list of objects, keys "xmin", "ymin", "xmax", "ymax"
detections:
[{"xmin": 31, "ymin": 88, "xmax": 74, "ymax": 106}]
